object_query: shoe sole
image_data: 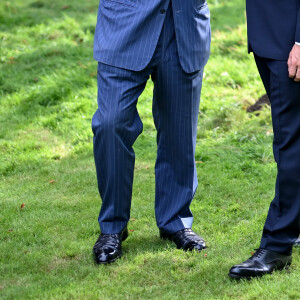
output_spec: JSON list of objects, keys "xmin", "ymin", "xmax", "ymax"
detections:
[
  {"xmin": 228, "ymin": 263, "xmax": 291, "ymax": 280},
  {"xmin": 94, "ymin": 252, "xmax": 123, "ymax": 265},
  {"xmin": 94, "ymin": 229, "xmax": 129, "ymax": 265},
  {"xmin": 228, "ymin": 273, "xmax": 253, "ymax": 280}
]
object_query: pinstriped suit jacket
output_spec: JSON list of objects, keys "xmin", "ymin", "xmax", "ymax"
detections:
[{"xmin": 93, "ymin": 0, "xmax": 211, "ymax": 73}]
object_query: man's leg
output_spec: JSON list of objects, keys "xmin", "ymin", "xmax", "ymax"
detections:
[
  {"xmin": 255, "ymin": 56, "xmax": 300, "ymax": 255},
  {"xmin": 151, "ymin": 6, "xmax": 203, "ymax": 234},
  {"xmin": 92, "ymin": 62, "xmax": 150, "ymax": 234},
  {"xmin": 229, "ymin": 56, "xmax": 300, "ymax": 279}
]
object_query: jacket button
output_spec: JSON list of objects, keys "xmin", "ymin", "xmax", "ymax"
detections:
[{"xmin": 160, "ymin": 8, "xmax": 166, "ymax": 14}]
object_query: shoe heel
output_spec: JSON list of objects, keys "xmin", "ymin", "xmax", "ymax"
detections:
[
  {"xmin": 160, "ymin": 231, "xmax": 172, "ymax": 241},
  {"xmin": 122, "ymin": 228, "xmax": 128, "ymax": 241},
  {"xmin": 284, "ymin": 262, "xmax": 292, "ymax": 270}
]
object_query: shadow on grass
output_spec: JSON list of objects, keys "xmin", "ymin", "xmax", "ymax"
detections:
[
  {"xmin": 0, "ymin": 42, "xmax": 96, "ymax": 139},
  {"xmin": 0, "ymin": 0, "xmax": 97, "ymax": 33},
  {"xmin": 123, "ymin": 235, "xmax": 172, "ymax": 254},
  {"xmin": 0, "ymin": 39, "xmax": 95, "ymax": 94},
  {"xmin": 210, "ymin": 0, "xmax": 246, "ymax": 32}
]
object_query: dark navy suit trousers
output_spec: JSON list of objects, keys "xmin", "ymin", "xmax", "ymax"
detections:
[
  {"xmin": 92, "ymin": 5, "xmax": 203, "ymax": 234},
  {"xmin": 254, "ymin": 55, "xmax": 300, "ymax": 255}
]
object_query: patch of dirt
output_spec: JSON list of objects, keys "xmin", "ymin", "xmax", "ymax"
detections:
[{"xmin": 247, "ymin": 94, "xmax": 270, "ymax": 113}]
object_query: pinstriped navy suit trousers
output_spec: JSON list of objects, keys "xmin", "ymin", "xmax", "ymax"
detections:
[{"xmin": 92, "ymin": 5, "xmax": 204, "ymax": 234}]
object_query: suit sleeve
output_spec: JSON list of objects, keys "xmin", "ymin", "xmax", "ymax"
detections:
[{"xmin": 296, "ymin": 9, "xmax": 300, "ymax": 42}]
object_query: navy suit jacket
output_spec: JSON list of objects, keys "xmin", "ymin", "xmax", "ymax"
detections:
[
  {"xmin": 246, "ymin": 0, "xmax": 300, "ymax": 60},
  {"xmin": 93, "ymin": 0, "xmax": 211, "ymax": 73}
]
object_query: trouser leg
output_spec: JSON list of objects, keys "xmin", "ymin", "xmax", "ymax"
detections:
[
  {"xmin": 92, "ymin": 62, "xmax": 150, "ymax": 234},
  {"xmin": 152, "ymin": 6, "xmax": 204, "ymax": 233},
  {"xmin": 255, "ymin": 55, "xmax": 300, "ymax": 254}
]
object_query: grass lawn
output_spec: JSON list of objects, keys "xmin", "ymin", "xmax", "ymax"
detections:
[{"xmin": 1, "ymin": 0, "xmax": 299, "ymax": 299}]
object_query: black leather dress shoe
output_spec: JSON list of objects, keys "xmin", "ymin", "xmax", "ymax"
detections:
[
  {"xmin": 93, "ymin": 227, "xmax": 128, "ymax": 264},
  {"xmin": 160, "ymin": 228, "xmax": 206, "ymax": 251},
  {"xmin": 229, "ymin": 248, "xmax": 292, "ymax": 280},
  {"xmin": 294, "ymin": 237, "xmax": 300, "ymax": 247}
]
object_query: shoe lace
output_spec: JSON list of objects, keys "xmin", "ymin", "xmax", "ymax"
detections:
[
  {"xmin": 94, "ymin": 234, "xmax": 120, "ymax": 250},
  {"xmin": 251, "ymin": 248, "xmax": 267, "ymax": 259},
  {"xmin": 177, "ymin": 229, "xmax": 205, "ymax": 246}
]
